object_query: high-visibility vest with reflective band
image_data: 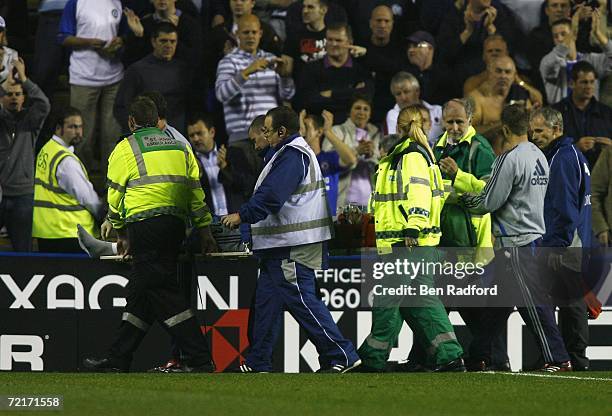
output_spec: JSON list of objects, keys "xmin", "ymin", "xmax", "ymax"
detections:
[
  {"xmin": 251, "ymin": 136, "xmax": 333, "ymax": 250},
  {"xmin": 32, "ymin": 139, "xmax": 98, "ymax": 239},
  {"xmin": 371, "ymin": 137, "xmax": 444, "ymax": 251},
  {"xmin": 106, "ymin": 127, "xmax": 211, "ymax": 229}
]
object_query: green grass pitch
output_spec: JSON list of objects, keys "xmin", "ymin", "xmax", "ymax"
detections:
[{"xmin": 1, "ymin": 372, "xmax": 611, "ymax": 415}]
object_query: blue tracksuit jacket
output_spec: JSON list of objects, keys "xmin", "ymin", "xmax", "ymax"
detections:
[{"xmin": 542, "ymin": 136, "xmax": 592, "ymax": 249}]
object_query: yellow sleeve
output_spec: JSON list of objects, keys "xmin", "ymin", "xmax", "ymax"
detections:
[
  {"xmin": 106, "ymin": 140, "xmax": 130, "ymax": 230},
  {"xmin": 400, "ymin": 152, "xmax": 432, "ymax": 236},
  {"xmin": 453, "ymin": 167, "xmax": 487, "ymax": 194},
  {"xmin": 187, "ymin": 149, "xmax": 212, "ymax": 228}
]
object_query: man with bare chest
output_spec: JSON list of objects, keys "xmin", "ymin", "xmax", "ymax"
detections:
[{"xmin": 468, "ymin": 56, "xmax": 541, "ymax": 138}]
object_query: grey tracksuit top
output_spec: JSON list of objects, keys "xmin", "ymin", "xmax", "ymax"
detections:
[{"xmin": 462, "ymin": 141, "xmax": 549, "ymax": 248}]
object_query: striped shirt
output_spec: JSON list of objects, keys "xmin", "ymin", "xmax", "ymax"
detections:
[{"xmin": 215, "ymin": 48, "xmax": 295, "ymax": 143}]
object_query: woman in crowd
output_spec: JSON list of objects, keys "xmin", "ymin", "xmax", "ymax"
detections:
[{"xmin": 323, "ymin": 93, "xmax": 381, "ymax": 210}]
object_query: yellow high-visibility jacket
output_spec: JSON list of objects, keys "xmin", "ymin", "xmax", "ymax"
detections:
[
  {"xmin": 106, "ymin": 127, "xmax": 211, "ymax": 229},
  {"xmin": 371, "ymin": 137, "xmax": 444, "ymax": 252},
  {"xmin": 32, "ymin": 138, "xmax": 97, "ymax": 239}
]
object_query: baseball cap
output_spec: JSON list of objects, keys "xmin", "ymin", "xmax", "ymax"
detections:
[
  {"xmin": 0, "ymin": 17, "xmax": 5, "ymax": 30},
  {"xmin": 407, "ymin": 30, "xmax": 435, "ymax": 48}
]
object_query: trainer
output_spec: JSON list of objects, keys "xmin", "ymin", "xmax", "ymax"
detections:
[
  {"xmin": 530, "ymin": 107, "xmax": 592, "ymax": 371},
  {"xmin": 83, "ymin": 96, "xmax": 217, "ymax": 373},
  {"xmin": 222, "ymin": 106, "xmax": 360, "ymax": 373},
  {"xmin": 461, "ymin": 104, "xmax": 572, "ymax": 372}
]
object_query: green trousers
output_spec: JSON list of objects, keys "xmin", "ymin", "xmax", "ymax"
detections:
[{"xmin": 358, "ymin": 248, "xmax": 464, "ymax": 370}]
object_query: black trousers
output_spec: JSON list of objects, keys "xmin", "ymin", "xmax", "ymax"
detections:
[
  {"xmin": 552, "ymin": 266, "xmax": 589, "ymax": 370},
  {"xmin": 471, "ymin": 245, "xmax": 570, "ymax": 366},
  {"xmin": 109, "ymin": 215, "xmax": 212, "ymax": 368}
]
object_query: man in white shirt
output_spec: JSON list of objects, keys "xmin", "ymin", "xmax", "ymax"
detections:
[
  {"xmin": 33, "ymin": 107, "xmax": 104, "ymax": 253},
  {"xmin": 187, "ymin": 113, "xmax": 228, "ymax": 216},
  {"xmin": 59, "ymin": 0, "xmax": 125, "ymax": 175},
  {"xmin": 385, "ymin": 71, "xmax": 443, "ymax": 146}
]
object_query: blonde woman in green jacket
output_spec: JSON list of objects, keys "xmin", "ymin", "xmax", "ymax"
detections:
[{"xmin": 357, "ymin": 105, "xmax": 465, "ymax": 372}]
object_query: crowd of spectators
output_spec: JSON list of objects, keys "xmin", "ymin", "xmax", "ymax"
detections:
[{"xmin": 0, "ymin": 0, "xmax": 610, "ymax": 257}]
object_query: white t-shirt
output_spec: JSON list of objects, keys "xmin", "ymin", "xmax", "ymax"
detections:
[
  {"xmin": 385, "ymin": 101, "xmax": 444, "ymax": 146},
  {"xmin": 62, "ymin": 0, "xmax": 124, "ymax": 87}
]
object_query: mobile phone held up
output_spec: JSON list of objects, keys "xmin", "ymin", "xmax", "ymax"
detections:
[{"xmin": 575, "ymin": 0, "xmax": 600, "ymax": 9}]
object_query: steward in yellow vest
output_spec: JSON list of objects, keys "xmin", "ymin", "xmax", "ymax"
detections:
[{"xmin": 32, "ymin": 108, "xmax": 103, "ymax": 253}]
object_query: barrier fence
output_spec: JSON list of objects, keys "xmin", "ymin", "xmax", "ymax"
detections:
[{"xmin": 1, "ymin": 255, "xmax": 611, "ymax": 372}]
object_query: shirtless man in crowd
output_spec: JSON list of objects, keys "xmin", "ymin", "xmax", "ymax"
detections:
[{"xmin": 468, "ymin": 56, "xmax": 542, "ymax": 138}]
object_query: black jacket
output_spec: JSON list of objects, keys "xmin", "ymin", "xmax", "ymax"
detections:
[
  {"xmin": 295, "ymin": 57, "xmax": 374, "ymax": 124},
  {"xmin": 218, "ymin": 139, "xmax": 264, "ymax": 213},
  {"xmin": 553, "ymin": 96, "xmax": 612, "ymax": 168}
]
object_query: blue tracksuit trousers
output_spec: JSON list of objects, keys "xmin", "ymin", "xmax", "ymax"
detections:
[{"xmin": 246, "ymin": 258, "xmax": 359, "ymax": 372}]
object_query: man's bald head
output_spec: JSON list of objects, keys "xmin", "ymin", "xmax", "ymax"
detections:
[
  {"xmin": 370, "ymin": 5, "xmax": 393, "ymax": 43},
  {"xmin": 238, "ymin": 14, "xmax": 261, "ymax": 30},
  {"xmin": 237, "ymin": 14, "xmax": 262, "ymax": 54},
  {"xmin": 488, "ymin": 56, "xmax": 516, "ymax": 93},
  {"xmin": 483, "ymin": 35, "xmax": 508, "ymax": 64},
  {"xmin": 371, "ymin": 5, "xmax": 393, "ymax": 18},
  {"xmin": 488, "ymin": 55, "xmax": 514, "ymax": 70}
]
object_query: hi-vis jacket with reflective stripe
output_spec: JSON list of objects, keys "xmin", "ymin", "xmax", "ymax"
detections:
[
  {"xmin": 251, "ymin": 136, "xmax": 333, "ymax": 250},
  {"xmin": 106, "ymin": 127, "xmax": 211, "ymax": 229},
  {"xmin": 33, "ymin": 138, "xmax": 97, "ymax": 239},
  {"xmin": 371, "ymin": 137, "xmax": 444, "ymax": 251},
  {"xmin": 433, "ymin": 127, "xmax": 495, "ymax": 263}
]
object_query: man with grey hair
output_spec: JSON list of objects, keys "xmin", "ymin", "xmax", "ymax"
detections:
[
  {"xmin": 385, "ymin": 71, "xmax": 442, "ymax": 145},
  {"xmin": 436, "ymin": 98, "xmax": 495, "ymax": 250},
  {"xmin": 530, "ymin": 106, "xmax": 592, "ymax": 371},
  {"xmin": 431, "ymin": 97, "xmax": 503, "ymax": 371}
]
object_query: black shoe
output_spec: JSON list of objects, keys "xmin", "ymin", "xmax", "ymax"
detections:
[
  {"xmin": 350, "ymin": 363, "xmax": 386, "ymax": 373},
  {"xmin": 317, "ymin": 359, "xmax": 362, "ymax": 373},
  {"xmin": 394, "ymin": 360, "xmax": 432, "ymax": 373},
  {"xmin": 488, "ymin": 361, "xmax": 512, "ymax": 372},
  {"xmin": 82, "ymin": 357, "xmax": 129, "ymax": 373},
  {"xmin": 163, "ymin": 362, "xmax": 215, "ymax": 373},
  {"xmin": 432, "ymin": 358, "xmax": 466, "ymax": 373},
  {"xmin": 466, "ymin": 360, "xmax": 487, "ymax": 372},
  {"xmin": 572, "ymin": 364, "xmax": 589, "ymax": 371}
]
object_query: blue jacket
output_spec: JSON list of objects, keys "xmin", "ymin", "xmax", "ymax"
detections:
[
  {"xmin": 239, "ymin": 134, "xmax": 329, "ymax": 261},
  {"xmin": 542, "ymin": 136, "xmax": 592, "ymax": 249}
]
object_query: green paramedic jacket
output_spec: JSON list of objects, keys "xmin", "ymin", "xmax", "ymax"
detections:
[{"xmin": 433, "ymin": 126, "xmax": 495, "ymax": 263}]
